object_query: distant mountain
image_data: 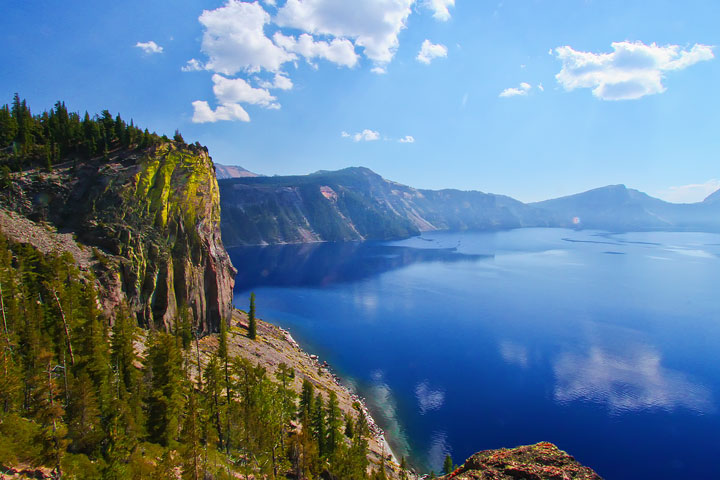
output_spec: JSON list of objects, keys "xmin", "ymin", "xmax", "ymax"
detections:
[
  {"xmin": 219, "ymin": 169, "xmax": 720, "ymax": 246},
  {"xmin": 219, "ymin": 167, "xmax": 550, "ymax": 246},
  {"xmin": 533, "ymin": 184, "xmax": 720, "ymax": 231},
  {"xmin": 703, "ymin": 187, "xmax": 720, "ymax": 205},
  {"xmin": 215, "ymin": 163, "xmax": 261, "ymax": 179}
]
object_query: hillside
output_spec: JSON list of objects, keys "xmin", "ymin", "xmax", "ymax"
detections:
[
  {"xmin": 221, "ymin": 169, "xmax": 720, "ymax": 246},
  {"xmin": 219, "ymin": 167, "xmax": 549, "ymax": 246},
  {"xmin": 532, "ymin": 184, "xmax": 720, "ymax": 232}
]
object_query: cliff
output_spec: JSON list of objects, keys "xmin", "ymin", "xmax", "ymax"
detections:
[
  {"xmin": 441, "ymin": 442, "xmax": 602, "ymax": 479},
  {"xmin": 0, "ymin": 142, "xmax": 235, "ymax": 333}
]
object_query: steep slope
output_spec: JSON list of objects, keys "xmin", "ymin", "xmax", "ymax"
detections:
[
  {"xmin": 219, "ymin": 167, "xmax": 549, "ymax": 246},
  {"xmin": 0, "ymin": 142, "xmax": 235, "ymax": 333},
  {"xmin": 441, "ymin": 442, "xmax": 602, "ymax": 480},
  {"xmin": 533, "ymin": 184, "xmax": 720, "ymax": 231}
]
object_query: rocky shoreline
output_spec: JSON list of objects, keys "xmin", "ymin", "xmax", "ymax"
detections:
[{"xmin": 197, "ymin": 310, "xmax": 405, "ymax": 478}]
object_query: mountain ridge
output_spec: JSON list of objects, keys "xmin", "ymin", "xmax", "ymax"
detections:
[{"xmin": 219, "ymin": 167, "xmax": 720, "ymax": 246}]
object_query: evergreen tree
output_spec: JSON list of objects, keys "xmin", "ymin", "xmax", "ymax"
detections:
[
  {"xmin": 443, "ymin": 453, "xmax": 454, "ymax": 475},
  {"xmin": 248, "ymin": 292, "xmax": 257, "ymax": 340},
  {"xmin": 325, "ymin": 391, "xmax": 342, "ymax": 459},
  {"xmin": 145, "ymin": 332, "xmax": 185, "ymax": 447},
  {"xmin": 312, "ymin": 393, "xmax": 326, "ymax": 458}
]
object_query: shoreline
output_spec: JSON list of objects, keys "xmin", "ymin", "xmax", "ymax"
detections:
[{"xmin": 279, "ymin": 327, "xmax": 400, "ymax": 466}]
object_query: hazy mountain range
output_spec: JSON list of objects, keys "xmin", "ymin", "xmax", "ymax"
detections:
[{"xmin": 218, "ymin": 166, "xmax": 720, "ymax": 246}]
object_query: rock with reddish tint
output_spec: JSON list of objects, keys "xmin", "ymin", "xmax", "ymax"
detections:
[{"xmin": 441, "ymin": 442, "xmax": 602, "ymax": 480}]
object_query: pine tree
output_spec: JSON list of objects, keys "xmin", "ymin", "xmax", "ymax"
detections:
[
  {"xmin": 443, "ymin": 453, "xmax": 454, "ymax": 475},
  {"xmin": 145, "ymin": 332, "xmax": 185, "ymax": 447},
  {"xmin": 248, "ymin": 292, "xmax": 257, "ymax": 340},
  {"xmin": 325, "ymin": 391, "xmax": 342, "ymax": 460},
  {"xmin": 312, "ymin": 393, "xmax": 326, "ymax": 458}
]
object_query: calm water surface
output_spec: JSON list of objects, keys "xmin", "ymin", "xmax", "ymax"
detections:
[{"xmin": 229, "ymin": 229, "xmax": 720, "ymax": 479}]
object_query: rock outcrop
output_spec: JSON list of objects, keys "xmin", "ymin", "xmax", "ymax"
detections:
[
  {"xmin": 0, "ymin": 142, "xmax": 235, "ymax": 333},
  {"xmin": 440, "ymin": 442, "xmax": 602, "ymax": 480}
]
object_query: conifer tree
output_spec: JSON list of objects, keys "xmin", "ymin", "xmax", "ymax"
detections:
[
  {"xmin": 312, "ymin": 393, "xmax": 326, "ymax": 458},
  {"xmin": 248, "ymin": 292, "xmax": 257, "ymax": 340},
  {"xmin": 325, "ymin": 391, "xmax": 342, "ymax": 459},
  {"xmin": 145, "ymin": 332, "xmax": 185, "ymax": 447},
  {"xmin": 443, "ymin": 453, "xmax": 454, "ymax": 475}
]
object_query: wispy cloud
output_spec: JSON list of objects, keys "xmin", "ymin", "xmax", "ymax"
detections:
[
  {"xmin": 341, "ymin": 129, "xmax": 380, "ymax": 142},
  {"xmin": 499, "ymin": 82, "xmax": 532, "ymax": 97},
  {"xmin": 181, "ymin": 58, "xmax": 203, "ymax": 72},
  {"xmin": 656, "ymin": 179, "xmax": 720, "ymax": 203},
  {"xmin": 554, "ymin": 41, "xmax": 715, "ymax": 100},
  {"xmin": 417, "ymin": 39, "xmax": 448, "ymax": 65},
  {"xmin": 135, "ymin": 40, "xmax": 163, "ymax": 54},
  {"xmin": 399, "ymin": 135, "xmax": 415, "ymax": 143}
]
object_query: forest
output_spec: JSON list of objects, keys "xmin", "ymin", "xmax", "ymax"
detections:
[{"xmin": 0, "ymin": 231, "xmax": 386, "ymax": 479}]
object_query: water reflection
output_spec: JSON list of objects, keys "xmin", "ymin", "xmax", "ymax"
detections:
[
  {"xmin": 229, "ymin": 241, "xmax": 491, "ymax": 291},
  {"xmin": 553, "ymin": 345, "xmax": 714, "ymax": 414},
  {"xmin": 426, "ymin": 431, "xmax": 451, "ymax": 473},
  {"xmin": 498, "ymin": 341, "xmax": 529, "ymax": 369},
  {"xmin": 415, "ymin": 381, "xmax": 446, "ymax": 415}
]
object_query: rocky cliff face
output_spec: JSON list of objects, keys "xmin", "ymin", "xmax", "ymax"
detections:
[
  {"xmin": 0, "ymin": 142, "xmax": 235, "ymax": 333},
  {"xmin": 441, "ymin": 442, "xmax": 602, "ymax": 480}
]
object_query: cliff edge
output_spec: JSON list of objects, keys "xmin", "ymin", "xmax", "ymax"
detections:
[{"xmin": 0, "ymin": 142, "xmax": 235, "ymax": 333}]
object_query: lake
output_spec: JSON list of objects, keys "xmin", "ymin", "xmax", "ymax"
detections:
[{"xmin": 229, "ymin": 228, "xmax": 720, "ymax": 479}]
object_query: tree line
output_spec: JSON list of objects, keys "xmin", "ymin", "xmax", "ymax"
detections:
[
  {"xmin": 0, "ymin": 94, "xmax": 187, "ymax": 176},
  {"xmin": 0, "ymin": 231, "xmax": 382, "ymax": 479}
]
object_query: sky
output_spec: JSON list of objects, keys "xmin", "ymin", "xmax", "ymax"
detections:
[{"xmin": 2, "ymin": 0, "xmax": 719, "ymax": 203}]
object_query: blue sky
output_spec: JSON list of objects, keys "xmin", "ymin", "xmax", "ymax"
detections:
[{"xmin": 2, "ymin": 0, "xmax": 718, "ymax": 202}]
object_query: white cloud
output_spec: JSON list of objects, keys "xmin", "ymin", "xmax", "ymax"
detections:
[
  {"xmin": 257, "ymin": 72, "xmax": 294, "ymax": 90},
  {"xmin": 399, "ymin": 135, "xmax": 415, "ymax": 143},
  {"xmin": 274, "ymin": 32, "xmax": 358, "ymax": 68},
  {"xmin": 354, "ymin": 129, "xmax": 380, "ymax": 142},
  {"xmin": 499, "ymin": 82, "xmax": 532, "ymax": 97},
  {"xmin": 181, "ymin": 58, "xmax": 204, "ymax": 72},
  {"xmin": 192, "ymin": 100, "xmax": 250, "ymax": 123},
  {"xmin": 212, "ymin": 74, "xmax": 280, "ymax": 109},
  {"xmin": 371, "ymin": 66, "xmax": 387, "ymax": 74},
  {"xmin": 135, "ymin": 41, "xmax": 163, "ymax": 54},
  {"xmin": 423, "ymin": 0, "xmax": 454, "ymax": 21},
  {"xmin": 656, "ymin": 179, "xmax": 720, "ymax": 203},
  {"xmin": 199, "ymin": 0, "xmax": 295, "ymax": 75},
  {"xmin": 555, "ymin": 41, "xmax": 715, "ymax": 100},
  {"xmin": 192, "ymin": 74, "xmax": 281, "ymax": 123},
  {"xmin": 342, "ymin": 129, "xmax": 381, "ymax": 142},
  {"xmin": 276, "ymin": 0, "xmax": 414, "ymax": 66},
  {"xmin": 417, "ymin": 39, "xmax": 448, "ymax": 65},
  {"xmin": 538, "ymin": 83, "xmax": 544, "ymax": 92}
]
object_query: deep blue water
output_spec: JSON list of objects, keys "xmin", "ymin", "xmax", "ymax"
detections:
[{"xmin": 229, "ymin": 229, "xmax": 720, "ymax": 479}]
